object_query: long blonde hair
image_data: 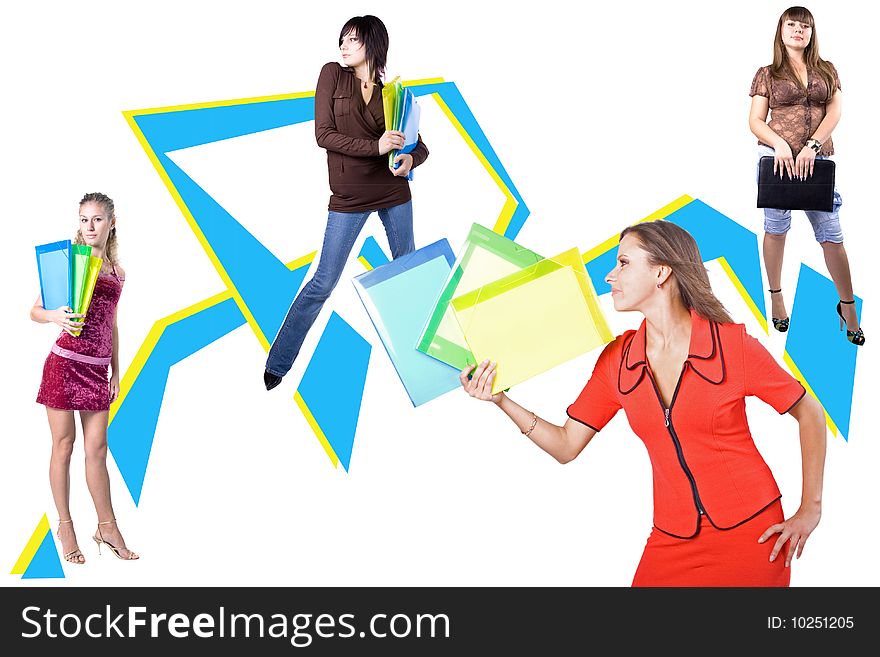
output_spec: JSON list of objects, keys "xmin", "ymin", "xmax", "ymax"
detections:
[
  {"xmin": 771, "ymin": 6, "xmax": 837, "ymax": 101},
  {"xmin": 620, "ymin": 221, "xmax": 733, "ymax": 324},
  {"xmin": 74, "ymin": 192, "xmax": 118, "ymax": 265}
]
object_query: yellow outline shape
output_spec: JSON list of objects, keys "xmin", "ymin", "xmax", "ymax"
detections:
[
  {"xmin": 357, "ymin": 256, "xmax": 373, "ymax": 271},
  {"xmin": 431, "ymin": 93, "xmax": 518, "ymax": 236},
  {"xmin": 783, "ymin": 352, "xmax": 840, "ymax": 436},
  {"xmin": 294, "ymin": 391, "xmax": 340, "ymax": 467},
  {"xmin": 11, "ymin": 514, "xmax": 51, "ymax": 575},
  {"xmin": 110, "ymin": 253, "xmax": 315, "ymax": 423}
]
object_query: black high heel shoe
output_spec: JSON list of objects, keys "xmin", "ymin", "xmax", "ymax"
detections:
[
  {"xmin": 264, "ymin": 370, "xmax": 283, "ymax": 391},
  {"xmin": 836, "ymin": 300, "xmax": 865, "ymax": 346},
  {"xmin": 768, "ymin": 289, "xmax": 789, "ymax": 332}
]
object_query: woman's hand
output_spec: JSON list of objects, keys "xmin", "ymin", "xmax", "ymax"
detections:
[
  {"xmin": 48, "ymin": 307, "xmax": 85, "ymax": 335},
  {"xmin": 773, "ymin": 142, "xmax": 795, "ymax": 179},
  {"xmin": 460, "ymin": 360, "xmax": 503, "ymax": 405},
  {"xmin": 109, "ymin": 372, "xmax": 120, "ymax": 403},
  {"xmin": 378, "ymin": 130, "xmax": 405, "ymax": 155},
  {"xmin": 795, "ymin": 146, "xmax": 817, "ymax": 180},
  {"xmin": 390, "ymin": 153, "xmax": 413, "ymax": 177},
  {"xmin": 758, "ymin": 502, "xmax": 821, "ymax": 567}
]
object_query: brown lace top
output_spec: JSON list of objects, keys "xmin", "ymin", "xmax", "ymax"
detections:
[{"xmin": 749, "ymin": 63, "xmax": 841, "ymax": 156}]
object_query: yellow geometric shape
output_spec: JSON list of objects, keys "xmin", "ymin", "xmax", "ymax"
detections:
[
  {"xmin": 11, "ymin": 514, "xmax": 51, "ymax": 575},
  {"xmin": 294, "ymin": 391, "xmax": 340, "ymax": 468}
]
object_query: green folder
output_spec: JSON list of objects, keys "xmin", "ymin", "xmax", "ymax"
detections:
[
  {"xmin": 416, "ymin": 223, "xmax": 543, "ymax": 370},
  {"xmin": 71, "ymin": 256, "xmax": 102, "ymax": 338},
  {"xmin": 71, "ymin": 244, "xmax": 92, "ymax": 314}
]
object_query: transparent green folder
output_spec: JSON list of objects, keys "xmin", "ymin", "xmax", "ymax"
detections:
[
  {"xmin": 450, "ymin": 248, "xmax": 613, "ymax": 394},
  {"xmin": 71, "ymin": 244, "xmax": 93, "ymax": 314},
  {"xmin": 416, "ymin": 223, "xmax": 542, "ymax": 371},
  {"xmin": 71, "ymin": 256, "xmax": 102, "ymax": 338}
]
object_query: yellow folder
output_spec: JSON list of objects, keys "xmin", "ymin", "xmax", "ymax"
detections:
[
  {"xmin": 450, "ymin": 248, "xmax": 612, "ymax": 393},
  {"xmin": 71, "ymin": 256, "xmax": 102, "ymax": 337}
]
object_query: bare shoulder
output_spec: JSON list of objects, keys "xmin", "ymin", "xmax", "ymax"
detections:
[{"xmin": 114, "ymin": 263, "xmax": 126, "ymax": 280}]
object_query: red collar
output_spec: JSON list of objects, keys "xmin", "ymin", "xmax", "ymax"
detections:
[{"xmin": 618, "ymin": 309, "xmax": 725, "ymax": 395}]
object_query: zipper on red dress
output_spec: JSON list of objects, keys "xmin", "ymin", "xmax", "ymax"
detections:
[{"xmin": 649, "ymin": 366, "xmax": 705, "ymax": 517}]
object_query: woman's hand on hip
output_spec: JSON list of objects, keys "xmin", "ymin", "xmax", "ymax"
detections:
[
  {"xmin": 460, "ymin": 360, "xmax": 503, "ymax": 405},
  {"xmin": 378, "ymin": 130, "xmax": 405, "ymax": 155},
  {"xmin": 109, "ymin": 372, "xmax": 120, "ymax": 403},
  {"xmin": 50, "ymin": 307, "xmax": 85, "ymax": 335},
  {"xmin": 758, "ymin": 502, "xmax": 821, "ymax": 567},
  {"xmin": 391, "ymin": 153, "xmax": 413, "ymax": 177},
  {"xmin": 795, "ymin": 146, "xmax": 817, "ymax": 180},
  {"xmin": 773, "ymin": 142, "xmax": 795, "ymax": 179}
]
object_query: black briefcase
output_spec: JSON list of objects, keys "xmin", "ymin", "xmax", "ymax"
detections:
[{"xmin": 757, "ymin": 156, "xmax": 835, "ymax": 212}]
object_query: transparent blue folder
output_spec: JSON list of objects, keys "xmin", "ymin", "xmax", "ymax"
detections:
[
  {"xmin": 353, "ymin": 239, "xmax": 461, "ymax": 407},
  {"xmin": 35, "ymin": 240, "xmax": 72, "ymax": 311}
]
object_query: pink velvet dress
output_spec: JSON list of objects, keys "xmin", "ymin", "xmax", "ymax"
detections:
[{"xmin": 36, "ymin": 266, "xmax": 123, "ymax": 411}]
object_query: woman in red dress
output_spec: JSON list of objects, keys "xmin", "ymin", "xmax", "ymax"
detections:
[
  {"xmin": 32, "ymin": 193, "xmax": 138, "ymax": 564},
  {"xmin": 461, "ymin": 221, "xmax": 826, "ymax": 586}
]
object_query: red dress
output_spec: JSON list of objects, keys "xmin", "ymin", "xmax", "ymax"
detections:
[
  {"xmin": 567, "ymin": 310, "xmax": 805, "ymax": 586},
  {"xmin": 36, "ymin": 267, "xmax": 123, "ymax": 411}
]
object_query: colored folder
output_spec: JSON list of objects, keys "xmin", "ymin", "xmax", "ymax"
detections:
[
  {"xmin": 71, "ymin": 256, "xmax": 102, "ymax": 337},
  {"xmin": 71, "ymin": 244, "xmax": 93, "ymax": 314},
  {"xmin": 450, "ymin": 248, "xmax": 613, "ymax": 394},
  {"xmin": 417, "ymin": 223, "xmax": 543, "ymax": 371},
  {"xmin": 381, "ymin": 76, "xmax": 420, "ymax": 181},
  {"xmin": 353, "ymin": 239, "xmax": 461, "ymax": 407},
  {"xmin": 35, "ymin": 240, "xmax": 72, "ymax": 311}
]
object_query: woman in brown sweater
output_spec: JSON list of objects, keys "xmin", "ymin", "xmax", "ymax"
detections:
[{"xmin": 265, "ymin": 15, "xmax": 429, "ymax": 388}]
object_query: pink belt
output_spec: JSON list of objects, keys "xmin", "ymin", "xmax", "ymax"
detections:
[{"xmin": 51, "ymin": 344, "xmax": 111, "ymax": 366}]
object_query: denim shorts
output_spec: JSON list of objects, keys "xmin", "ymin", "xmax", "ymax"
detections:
[{"xmin": 757, "ymin": 145, "xmax": 844, "ymax": 243}]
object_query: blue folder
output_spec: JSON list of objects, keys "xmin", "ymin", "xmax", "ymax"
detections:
[
  {"xmin": 353, "ymin": 239, "xmax": 461, "ymax": 407},
  {"xmin": 35, "ymin": 240, "xmax": 72, "ymax": 311}
]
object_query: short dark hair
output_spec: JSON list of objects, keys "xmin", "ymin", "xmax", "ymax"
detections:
[{"xmin": 339, "ymin": 15, "xmax": 389, "ymax": 84}]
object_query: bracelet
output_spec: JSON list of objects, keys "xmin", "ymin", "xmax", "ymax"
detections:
[
  {"xmin": 806, "ymin": 138, "xmax": 821, "ymax": 153},
  {"xmin": 522, "ymin": 412, "xmax": 538, "ymax": 437}
]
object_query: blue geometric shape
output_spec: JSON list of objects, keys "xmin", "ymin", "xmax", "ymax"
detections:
[
  {"xmin": 297, "ymin": 312, "xmax": 371, "ymax": 471},
  {"xmin": 353, "ymin": 240, "xmax": 461, "ymax": 406},
  {"xmin": 108, "ymin": 264, "xmax": 309, "ymax": 505},
  {"xmin": 407, "ymin": 82, "xmax": 530, "ymax": 239},
  {"xmin": 786, "ymin": 264, "xmax": 861, "ymax": 439},
  {"xmin": 22, "ymin": 531, "xmax": 64, "ymax": 579},
  {"xmin": 585, "ymin": 199, "xmax": 766, "ymax": 319},
  {"xmin": 133, "ymin": 97, "xmax": 314, "ymax": 154},
  {"xmin": 160, "ymin": 157, "xmax": 305, "ymax": 345},
  {"xmin": 358, "ymin": 236, "xmax": 390, "ymax": 269}
]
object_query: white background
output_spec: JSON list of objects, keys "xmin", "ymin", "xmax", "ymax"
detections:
[{"xmin": 2, "ymin": 0, "xmax": 876, "ymax": 587}]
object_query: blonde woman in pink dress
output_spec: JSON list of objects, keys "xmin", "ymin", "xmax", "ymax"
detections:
[{"xmin": 32, "ymin": 193, "xmax": 138, "ymax": 564}]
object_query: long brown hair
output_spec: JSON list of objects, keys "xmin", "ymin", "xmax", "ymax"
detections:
[
  {"xmin": 771, "ymin": 6, "xmax": 837, "ymax": 101},
  {"xmin": 620, "ymin": 221, "xmax": 733, "ymax": 324},
  {"xmin": 74, "ymin": 192, "xmax": 119, "ymax": 265}
]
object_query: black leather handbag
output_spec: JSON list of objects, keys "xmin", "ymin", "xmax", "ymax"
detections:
[{"xmin": 757, "ymin": 156, "xmax": 835, "ymax": 212}]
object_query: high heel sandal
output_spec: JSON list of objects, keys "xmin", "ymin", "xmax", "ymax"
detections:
[
  {"xmin": 57, "ymin": 519, "xmax": 85, "ymax": 564},
  {"xmin": 836, "ymin": 300, "xmax": 865, "ymax": 346},
  {"xmin": 93, "ymin": 519, "xmax": 139, "ymax": 560},
  {"xmin": 768, "ymin": 289, "xmax": 790, "ymax": 333}
]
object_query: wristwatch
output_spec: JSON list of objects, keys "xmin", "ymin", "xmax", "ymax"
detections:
[{"xmin": 806, "ymin": 138, "xmax": 822, "ymax": 153}]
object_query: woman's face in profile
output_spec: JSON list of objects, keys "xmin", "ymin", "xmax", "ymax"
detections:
[
  {"xmin": 606, "ymin": 234, "xmax": 658, "ymax": 313},
  {"xmin": 340, "ymin": 30, "xmax": 366, "ymax": 68},
  {"xmin": 780, "ymin": 17, "xmax": 812, "ymax": 51},
  {"xmin": 79, "ymin": 202, "xmax": 113, "ymax": 250}
]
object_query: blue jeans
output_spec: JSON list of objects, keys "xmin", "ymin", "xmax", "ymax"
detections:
[
  {"xmin": 757, "ymin": 145, "xmax": 844, "ymax": 243},
  {"xmin": 265, "ymin": 200, "xmax": 414, "ymax": 377}
]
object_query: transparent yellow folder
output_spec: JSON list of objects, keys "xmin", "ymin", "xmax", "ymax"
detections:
[
  {"xmin": 450, "ymin": 248, "xmax": 613, "ymax": 394},
  {"xmin": 71, "ymin": 256, "xmax": 102, "ymax": 337}
]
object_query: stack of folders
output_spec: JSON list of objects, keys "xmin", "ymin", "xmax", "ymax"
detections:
[
  {"xmin": 353, "ymin": 223, "xmax": 613, "ymax": 407},
  {"xmin": 35, "ymin": 240, "xmax": 103, "ymax": 337},
  {"xmin": 381, "ymin": 76, "xmax": 421, "ymax": 181}
]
